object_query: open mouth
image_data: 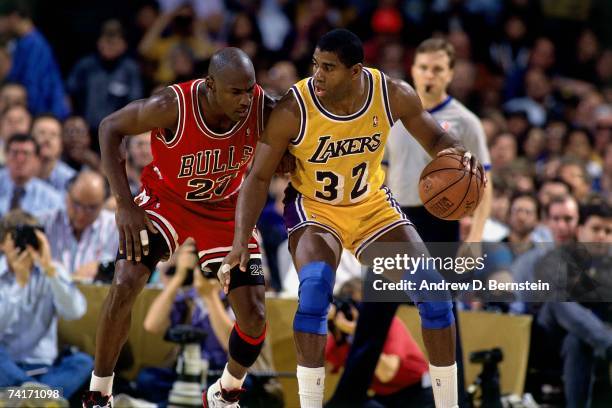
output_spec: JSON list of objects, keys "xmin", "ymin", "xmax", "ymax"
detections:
[{"xmin": 236, "ymin": 109, "xmax": 248, "ymax": 118}]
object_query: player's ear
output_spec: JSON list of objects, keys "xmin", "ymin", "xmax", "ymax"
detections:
[
  {"xmin": 205, "ymin": 76, "xmax": 215, "ymax": 91},
  {"xmin": 351, "ymin": 63, "xmax": 362, "ymax": 79}
]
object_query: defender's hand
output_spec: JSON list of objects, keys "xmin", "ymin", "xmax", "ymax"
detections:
[
  {"xmin": 219, "ymin": 245, "xmax": 250, "ymax": 294},
  {"xmin": 116, "ymin": 202, "xmax": 158, "ymax": 262},
  {"xmin": 437, "ymin": 148, "xmax": 487, "ymax": 187}
]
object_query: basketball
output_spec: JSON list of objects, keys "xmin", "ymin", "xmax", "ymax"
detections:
[{"xmin": 418, "ymin": 153, "xmax": 484, "ymax": 220}]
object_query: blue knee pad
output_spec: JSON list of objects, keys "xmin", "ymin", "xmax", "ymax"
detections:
[
  {"xmin": 293, "ymin": 262, "xmax": 334, "ymax": 335},
  {"xmin": 417, "ymin": 301, "xmax": 454, "ymax": 329}
]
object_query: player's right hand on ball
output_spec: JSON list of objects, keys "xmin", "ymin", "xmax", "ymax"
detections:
[
  {"xmin": 116, "ymin": 202, "xmax": 158, "ymax": 262},
  {"xmin": 219, "ymin": 245, "xmax": 250, "ymax": 294}
]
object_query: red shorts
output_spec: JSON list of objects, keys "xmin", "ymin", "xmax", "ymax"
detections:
[{"xmin": 134, "ymin": 185, "xmax": 260, "ymax": 270}]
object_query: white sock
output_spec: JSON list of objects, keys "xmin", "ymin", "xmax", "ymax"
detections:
[
  {"xmin": 90, "ymin": 371, "xmax": 114, "ymax": 396},
  {"xmin": 296, "ymin": 365, "xmax": 325, "ymax": 408},
  {"xmin": 220, "ymin": 364, "xmax": 246, "ymax": 390},
  {"xmin": 429, "ymin": 363, "xmax": 458, "ymax": 408}
]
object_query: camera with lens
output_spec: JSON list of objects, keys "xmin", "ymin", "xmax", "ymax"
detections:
[
  {"xmin": 11, "ymin": 224, "xmax": 43, "ymax": 251},
  {"xmin": 165, "ymin": 265, "xmax": 217, "ymax": 287},
  {"xmin": 165, "ymin": 325, "xmax": 209, "ymax": 408},
  {"xmin": 467, "ymin": 348, "xmax": 504, "ymax": 408},
  {"xmin": 328, "ymin": 296, "xmax": 357, "ymax": 346}
]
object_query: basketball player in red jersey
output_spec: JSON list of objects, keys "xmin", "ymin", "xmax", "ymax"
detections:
[{"xmin": 82, "ymin": 48, "xmax": 274, "ymax": 408}]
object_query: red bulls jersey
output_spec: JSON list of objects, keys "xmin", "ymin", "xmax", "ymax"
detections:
[{"xmin": 140, "ymin": 79, "xmax": 264, "ymax": 215}]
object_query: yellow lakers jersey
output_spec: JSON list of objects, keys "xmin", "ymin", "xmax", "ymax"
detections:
[{"xmin": 288, "ymin": 68, "xmax": 394, "ymax": 206}]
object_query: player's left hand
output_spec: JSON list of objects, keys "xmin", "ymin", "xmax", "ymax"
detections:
[
  {"xmin": 219, "ymin": 245, "xmax": 251, "ymax": 294},
  {"xmin": 437, "ymin": 147, "xmax": 487, "ymax": 187}
]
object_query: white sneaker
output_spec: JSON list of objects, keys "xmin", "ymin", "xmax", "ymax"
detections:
[{"xmin": 203, "ymin": 379, "xmax": 244, "ymax": 408}]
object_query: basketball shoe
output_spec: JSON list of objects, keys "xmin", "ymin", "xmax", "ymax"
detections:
[{"xmin": 202, "ymin": 378, "xmax": 244, "ymax": 407}]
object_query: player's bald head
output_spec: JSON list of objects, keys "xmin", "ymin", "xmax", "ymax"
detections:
[{"xmin": 207, "ymin": 47, "xmax": 255, "ymax": 83}]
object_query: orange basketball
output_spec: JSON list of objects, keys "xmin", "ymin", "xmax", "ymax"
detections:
[{"xmin": 418, "ymin": 153, "xmax": 485, "ymax": 220}]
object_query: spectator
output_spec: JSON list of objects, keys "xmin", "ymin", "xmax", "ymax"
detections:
[
  {"xmin": 0, "ymin": 134, "xmax": 63, "ymax": 217},
  {"xmin": 0, "ymin": 81, "xmax": 27, "ymax": 112},
  {"xmin": 565, "ymin": 127, "xmax": 601, "ymax": 178},
  {"xmin": 0, "ymin": 209, "xmax": 92, "ymax": 398},
  {"xmin": 510, "ymin": 194, "xmax": 580, "ymax": 311},
  {"xmin": 0, "ymin": 104, "xmax": 31, "ymax": 165},
  {"xmin": 528, "ymin": 200, "xmax": 612, "ymax": 407},
  {"xmin": 598, "ymin": 144, "xmax": 612, "ymax": 202},
  {"xmin": 489, "ymin": 132, "xmax": 517, "ymax": 171},
  {"xmin": 502, "ymin": 193, "xmax": 539, "ymax": 256},
  {"xmin": 62, "ymin": 116, "xmax": 101, "ymax": 171},
  {"xmin": 39, "ymin": 170, "xmax": 118, "ymax": 281},
  {"xmin": 226, "ymin": 12, "xmax": 263, "ymax": 61},
  {"xmin": 504, "ymin": 68, "xmax": 553, "ymax": 127},
  {"xmin": 138, "ymin": 4, "xmax": 217, "ymax": 84},
  {"xmin": 67, "ymin": 20, "xmax": 143, "ymax": 132},
  {"xmin": 0, "ymin": 0, "xmax": 69, "ymax": 119},
  {"xmin": 31, "ymin": 114, "xmax": 75, "ymax": 192},
  {"xmin": 0, "ymin": 46, "xmax": 10, "ymax": 81},
  {"xmin": 593, "ymin": 105, "xmax": 611, "ymax": 159},
  {"xmin": 558, "ymin": 158, "xmax": 592, "ymax": 203},
  {"xmin": 266, "ymin": 61, "xmax": 299, "ymax": 99},
  {"xmin": 125, "ymin": 132, "xmax": 153, "ymax": 196},
  {"xmin": 325, "ymin": 279, "xmax": 433, "ymax": 408}
]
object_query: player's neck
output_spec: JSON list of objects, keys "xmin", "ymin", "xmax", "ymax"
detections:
[
  {"xmin": 320, "ymin": 71, "xmax": 368, "ymax": 116},
  {"xmin": 420, "ymin": 91, "xmax": 450, "ymax": 111}
]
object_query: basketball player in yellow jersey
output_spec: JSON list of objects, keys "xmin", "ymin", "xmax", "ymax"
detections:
[{"xmin": 223, "ymin": 29, "xmax": 484, "ymax": 408}]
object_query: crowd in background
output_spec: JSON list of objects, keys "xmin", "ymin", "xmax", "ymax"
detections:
[{"xmin": 0, "ymin": 0, "xmax": 611, "ymax": 406}]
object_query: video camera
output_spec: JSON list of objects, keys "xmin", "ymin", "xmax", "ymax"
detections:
[
  {"xmin": 467, "ymin": 348, "xmax": 504, "ymax": 408},
  {"xmin": 165, "ymin": 325, "xmax": 208, "ymax": 408}
]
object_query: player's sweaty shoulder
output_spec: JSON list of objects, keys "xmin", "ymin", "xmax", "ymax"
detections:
[
  {"xmin": 260, "ymin": 90, "xmax": 301, "ymax": 145},
  {"xmin": 139, "ymin": 87, "xmax": 179, "ymax": 129}
]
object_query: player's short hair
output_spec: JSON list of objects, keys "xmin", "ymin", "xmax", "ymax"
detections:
[
  {"xmin": 415, "ymin": 38, "xmax": 456, "ymax": 68},
  {"xmin": 316, "ymin": 29, "xmax": 364, "ymax": 68}
]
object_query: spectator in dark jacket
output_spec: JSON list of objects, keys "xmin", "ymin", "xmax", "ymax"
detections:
[{"xmin": 67, "ymin": 19, "xmax": 143, "ymax": 132}]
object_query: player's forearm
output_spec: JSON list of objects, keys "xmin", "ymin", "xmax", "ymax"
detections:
[
  {"xmin": 234, "ymin": 174, "xmax": 270, "ymax": 247},
  {"xmin": 99, "ymin": 117, "xmax": 134, "ymax": 207},
  {"xmin": 466, "ymin": 177, "xmax": 493, "ymax": 242},
  {"xmin": 430, "ymin": 131, "xmax": 464, "ymax": 157}
]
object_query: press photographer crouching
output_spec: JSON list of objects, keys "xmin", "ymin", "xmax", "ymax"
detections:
[
  {"xmin": 325, "ymin": 279, "xmax": 434, "ymax": 408},
  {"xmin": 0, "ymin": 210, "xmax": 92, "ymax": 398},
  {"xmin": 139, "ymin": 240, "xmax": 283, "ymax": 407}
]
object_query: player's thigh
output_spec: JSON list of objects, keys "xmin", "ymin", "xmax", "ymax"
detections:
[
  {"xmin": 359, "ymin": 222, "xmax": 428, "ymax": 265},
  {"xmin": 288, "ymin": 225, "xmax": 342, "ymax": 271}
]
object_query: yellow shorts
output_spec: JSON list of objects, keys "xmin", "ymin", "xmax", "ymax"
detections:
[{"xmin": 283, "ymin": 184, "xmax": 413, "ymax": 260}]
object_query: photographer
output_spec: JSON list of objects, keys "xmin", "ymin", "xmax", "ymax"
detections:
[
  {"xmin": 529, "ymin": 198, "xmax": 612, "ymax": 407},
  {"xmin": 0, "ymin": 210, "xmax": 92, "ymax": 398},
  {"xmin": 325, "ymin": 279, "xmax": 433, "ymax": 408}
]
